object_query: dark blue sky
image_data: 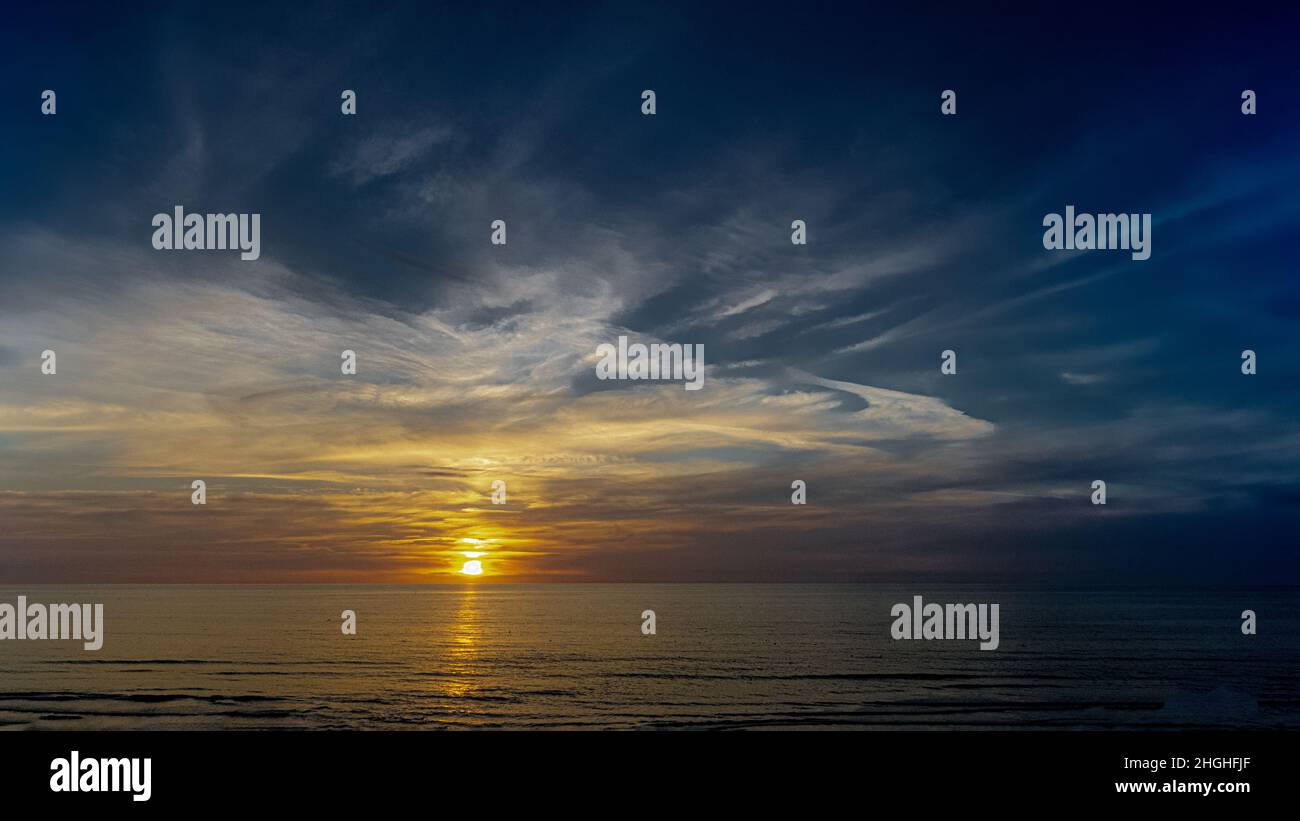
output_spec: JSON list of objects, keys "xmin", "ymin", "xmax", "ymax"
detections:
[{"xmin": 1, "ymin": 3, "xmax": 1298, "ymax": 583}]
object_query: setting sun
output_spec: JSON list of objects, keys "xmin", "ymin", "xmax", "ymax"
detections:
[{"xmin": 459, "ymin": 560, "xmax": 483, "ymax": 576}]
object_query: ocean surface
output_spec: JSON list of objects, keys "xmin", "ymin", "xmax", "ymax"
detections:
[{"xmin": 0, "ymin": 584, "xmax": 1296, "ymax": 730}]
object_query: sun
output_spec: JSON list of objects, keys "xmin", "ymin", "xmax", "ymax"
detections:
[{"xmin": 459, "ymin": 560, "xmax": 483, "ymax": 576}]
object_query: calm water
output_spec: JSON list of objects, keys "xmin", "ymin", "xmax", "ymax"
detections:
[{"xmin": 0, "ymin": 585, "xmax": 1296, "ymax": 730}]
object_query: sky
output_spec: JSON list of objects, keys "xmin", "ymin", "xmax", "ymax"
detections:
[{"xmin": 1, "ymin": 3, "xmax": 1298, "ymax": 583}]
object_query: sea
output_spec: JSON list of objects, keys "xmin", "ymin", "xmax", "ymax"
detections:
[{"xmin": 1, "ymin": 584, "xmax": 1295, "ymax": 730}]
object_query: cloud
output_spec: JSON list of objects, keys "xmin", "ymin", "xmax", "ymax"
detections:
[
  {"xmin": 0, "ymin": 220, "xmax": 1011, "ymax": 579},
  {"xmin": 4, "ymin": 7, "xmax": 1300, "ymax": 585},
  {"xmin": 792, "ymin": 371, "xmax": 996, "ymax": 441},
  {"xmin": 329, "ymin": 124, "xmax": 454, "ymax": 186},
  {"xmin": 714, "ymin": 288, "xmax": 778, "ymax": 319},
  {"xmin": 1060, "ymin": 371, "xmax": 1106, "ymax": 385}
]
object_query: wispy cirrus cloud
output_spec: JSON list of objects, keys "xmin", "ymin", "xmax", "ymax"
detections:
[{"xmin": 2, "ymin": 2, "xmax": 1299, "ymax": 586}]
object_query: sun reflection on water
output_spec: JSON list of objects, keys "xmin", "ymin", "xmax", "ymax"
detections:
[{"xmin": 441, "ymin": 586, "xmax": 482, "ymax": 698}]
